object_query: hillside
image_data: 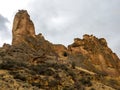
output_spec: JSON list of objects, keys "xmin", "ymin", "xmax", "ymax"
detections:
[{"xmin": 0, "ymin": 10, "xmax": 120, "ymax": 90}]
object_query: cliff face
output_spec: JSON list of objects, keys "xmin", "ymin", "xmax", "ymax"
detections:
[
  {"xmin": 0, "ymin": 10, "xmax": 120, "ymax": 90},
  {"xmin": 68, "ymin": 34, "xmax": 120, "ymax": 76},
  {"xmin": 12, "ymin": 10, "xmax": 55, "ymax": 57}
]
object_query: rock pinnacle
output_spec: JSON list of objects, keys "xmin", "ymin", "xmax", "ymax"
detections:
[{"xmin": 12, "ymin": 10, "xmax": 35, "ymax": 45}]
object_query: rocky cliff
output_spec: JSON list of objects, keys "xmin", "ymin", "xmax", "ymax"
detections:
[
  {"xmin": 0, "ymin": 10, "xmax": 120, "ymax": 90},
  {"xmin": 68, "ymin": 34, "xmax": 120, "ymax": 76}
]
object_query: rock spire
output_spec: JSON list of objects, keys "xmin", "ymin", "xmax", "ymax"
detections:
[{"xmin": 12, "ymin": 10, "xmax": 35, "ymax": 45}]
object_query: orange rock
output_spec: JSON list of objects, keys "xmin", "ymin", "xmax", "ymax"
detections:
[
  {"xmin": 12, "ymin": 10, "xmax": 35, "ymax": 45},
  {"xmin": 68, "ymin": 34, "xmax": 120, "ymax": 76}
]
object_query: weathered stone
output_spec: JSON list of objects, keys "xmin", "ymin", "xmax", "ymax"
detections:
[
  {"xmin": 53, "ymin": 44, "xmax": 68, "ymax": 60},
  {"xmin": 12, "ymin": 10, "xmax": 35, "ymax": 45},
  {"xmin": 68, "ymin": 34, "xmax": 120, "ymax": 76}
]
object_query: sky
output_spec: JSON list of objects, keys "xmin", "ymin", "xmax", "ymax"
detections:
[{"xmin": 0, "ymin": 0, "xmax": 120, "ymax": 57}]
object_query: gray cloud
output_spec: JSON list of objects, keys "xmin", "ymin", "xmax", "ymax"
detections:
[
  {"xmin": 26, "ymin": 0, "xmax": 120, "ymax": 57},
  {"xmin": 0, "ymin": 15, "xmax": 9, "ymax": 30},
  {"xmin": 0, "ymin": 14, "xmax": 11, "ymax": 46}
]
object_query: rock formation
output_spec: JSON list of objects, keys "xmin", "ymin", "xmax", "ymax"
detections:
[
  {"xmin": 68, "ymin": 34, "xmax": 120, "ymax": 76},
  {"xmin": 12, "ymin": 10, "xmax": 35, "ymax": 45},
  {"xmin": 0, "ymin": 10, "xmax": 120, "ymax": 90},
  {"xmin": 53, "ymin": 44, "xmax": 68, "ymax": 60}
]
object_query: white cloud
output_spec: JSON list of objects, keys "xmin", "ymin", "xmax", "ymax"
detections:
[{"xmin": 0, "ymin": 15, "xmax": 11, "ymax": 46}]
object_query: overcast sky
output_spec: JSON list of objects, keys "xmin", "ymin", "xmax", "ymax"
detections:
[{"xmin": 0, "ymin": 0, "xmax": 120, "ymax": 57}]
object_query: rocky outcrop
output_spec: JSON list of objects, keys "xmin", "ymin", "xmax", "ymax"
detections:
[
  {"xmin": 11, "ymin": 10, "xmax": 120, "ymax": 76},
  {"xmin": 12, "ymin": 10, "xmax": 35, "ymax": 45},
  {"xmin": 53, "ymin": 44, "xmax": 68, "ymax": 60},
  {"xmin": 68, "ymin": 34, "xmax": 120, "ymax": 76},
  {"xmin": 11, "ymin": 10, "xmax": 56, "ymax": 56}
]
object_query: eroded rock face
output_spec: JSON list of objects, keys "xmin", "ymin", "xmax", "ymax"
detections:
[
  {"xmin": 0, "ymin": 10, "xmax": 120, "ymax": 89},
  {"xmin": 12, "ymin": 10, "xmax": 35, "ymax": 45},
  {"xmin": 53, "ymin": 44, "xmax": 68, "ymax": 60},
  {"xmin": 68, "ymin": 34, "xmax": 120, "ymax": 76},
  {"xmin": 10, "ymin": 10, "xmax": 120, "ymax": 77}
]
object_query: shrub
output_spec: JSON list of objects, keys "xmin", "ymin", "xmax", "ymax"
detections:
[
  {"xmin": 90, "ymin": 88, "xmax": 95, "ymax": 90},
  {"xmin": 79, "ymin": 77, "xmax": 92, "ymax": 87},
  {"xmin": 31, "ymin": 82, "xmax": 41, "ymax": 88},
  {"xmin": 71, "ymin": 62, "xmax": 75, "ymax": 69},
  {"xmin": 13, "ymin": 73, "xmax": 26, "ymax": 81},
  {"xmin": 67, "ymin": 70, "xmax": 76, "ymax": 80},
  {"xmin": 63, "ymin": 86, "xmax": 74, "ymax": 90},
  {"xmin": 48, "ymin": 80, "xmax": 59, "ymax": 87},
  {"xmin": 30, "ymin": 65, "xmax": 55, "ymax": 76},
  {"xmin": 53, "ymin": 73, "xmax": 61, "ymax": 80},
  {"xmin": 44, "ymin": 68, "xmax": 55, "ymax": 76},
  {"xmin": 60, "ymin": 64, "xmax": 68, "ymax": 71},
  {"xmin": 0, "ymin": 59, "xmax": 27, "ymax": 70},
  {"xmin": 74, "ymin": 81, "xmax": 85, "ymax": 90}
]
